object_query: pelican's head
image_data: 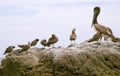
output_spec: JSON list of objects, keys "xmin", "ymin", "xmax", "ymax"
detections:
[{"xmin": 91, "ymin": 6, "xmax": 100, "ymax": 27}]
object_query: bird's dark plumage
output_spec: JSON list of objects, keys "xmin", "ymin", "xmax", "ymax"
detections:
[
  {"xmin": 47, "ymin": 34, "xmax": 58, "ymax": 47},
  {"xmin": 18, "ymin": 43, "xmax": 30, "ymax": 53},
  {"xmin": 110, "ymin": 36, "xmax": 120, "ymax": 42},
  {"xmin": 70, "ymin": 28, "xmax": 77, "ymax": 44},
  {"xmin": 30, "ymin": 39, "xmax": 39, "ymax": 47},
  {"xmin": 4, "ymin": 46, "xmax": 15, "ymax": 54},
  {"xmin": 41, "ymin": 39, "xmax": 50, "ymax": 47}
]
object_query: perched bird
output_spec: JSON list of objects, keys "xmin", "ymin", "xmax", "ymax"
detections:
[
  {"xmin": 88, "ymin": 32, "xmax": 102, "ymax": 42},
  {"xmin": 18, "ymin": 42, "xmax": 31, "ymax": 53},
  {"xmin": 41, "ymin": 39, "xmax": 50, "ymax": 48},
  {"xmin": 47, "ymin": 34, "xmax": 58, "ymax": 48},
  {"xmin": 110, "ymin": 36, "xmax": 120, "ymax": 42},
  {"xmin": 70, "ymin": 28, "xmax": 77, "ymax": 44},
  {"xmin": 4, "ymin": 46, "xmax": 15, "ymax": 54},
  {"xmin": 30, "ymin": 39, "xmax": 39, "ymax": 47},
  {"xmin": 109, "ymin": 36, "xmax": 120, "ymax": 47},
  {"xmin": 47, "ymin": 37, "xmax": 53, "ymax": 46},
  {"xmin": 91, "ymin": 6, "xmax": 114, "ymax": 40}
]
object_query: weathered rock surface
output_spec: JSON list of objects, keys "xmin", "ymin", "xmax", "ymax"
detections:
[{"xmin": 0, "ymin": 41, "xmax": 120, "ymax": 76}]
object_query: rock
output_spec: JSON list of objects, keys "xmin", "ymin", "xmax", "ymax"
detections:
[{"xmin": 0, "ymin": 41, "xmax": 120, "ymax": 76}]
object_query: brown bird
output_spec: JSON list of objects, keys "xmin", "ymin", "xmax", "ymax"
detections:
[
  {"xmin": 91, "ymin": 6, "xmax": 114, "ymax": 40},
  {"xmin": 41, "ymin": 39, "xmax": 50, "ymax": 48},
  {"xmin": 18, "ymin": 42, "xmax": 31, "ymax": 53},
  {"xmin": 110, "ymin": 36, "xmax": 120, "ymax": 42},
  {"xmin": 30, "ymin": 39, "xmax": 39, "ymax": 47},
  {"xmin": 47, "ymin": 34, "xmax": 58, "ymax": 48},
  {"xmin": 4, "ymin": 46, "xmax": 15, "ymax": 54},
  {"xmin": 70, "ymin": 28, "xmax": 77, "ymax": 44},
  {"xmin": 88, "ymin": 32, "xmax": 102, "ymax": 42}
]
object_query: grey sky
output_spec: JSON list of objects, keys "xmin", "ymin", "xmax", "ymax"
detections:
[{"xmin": 0, "ymin": 0, "xmax": 120, "ymax": 59}]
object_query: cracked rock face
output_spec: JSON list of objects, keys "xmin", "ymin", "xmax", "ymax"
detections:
[{"xmin": 0, "ymin": 41, "xmax": 120, "ymax": 76}]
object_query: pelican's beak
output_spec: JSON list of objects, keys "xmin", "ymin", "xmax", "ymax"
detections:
[{"xmin": 91, "ymin": 10, "xmax": 98, "ymax": 27}]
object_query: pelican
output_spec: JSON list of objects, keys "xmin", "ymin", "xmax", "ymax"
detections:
[
  {"xmin": 70, "ymin": 28, "xmax": 77, "ymax": 44},
  {"xmin": 47, "ymin": 34, "xmax": 58, "ymax": 48},
  {"xmin": 4, "ymin": 46, "xmax": 15, "ymax": 54},
  {"xmin": 91, "ymin": 6, "xmax": 114, "ymax": 40}
]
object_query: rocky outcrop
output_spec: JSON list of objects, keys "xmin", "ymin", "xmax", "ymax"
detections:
[{"xmin": 0, "ymin": 41, "xmax": 120, "ymax": 76}]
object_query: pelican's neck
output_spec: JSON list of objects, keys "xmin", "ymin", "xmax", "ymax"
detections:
[
  {"xmin": 95, "ymin": 18, "xmax": 98, "ymax": 24},
  {"xmin": 92, "ymin": 8, "xmax": 100, "ymax": 25},
  {"xmin": 93, "ymin": 14, "xmax": 98, "ymax": 24}
]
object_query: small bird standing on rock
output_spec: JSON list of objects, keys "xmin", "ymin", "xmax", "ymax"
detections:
[
  {"xmin": 70, "ymin": 28, "xmax": 77, "ymax": 44},
  {"xmin": 110, "ymin": 36, "xmax": 120, "ymax": 43},
  {"xmin": 108, "ymin": 35, "xmax": 120, "ymax": 47},
  {"xmin": 47, "ymin": 34, "xmax": 58, "ymax": 48},
  {"xmin": 4, "ymin": 46, "xmax": 15, "ymax": 54},
  {"xmin": 41, "ymin": 39, "xmax": 50, "ymax": 48},
  {"xmin": 30, "ymin": 39, "xmax": 39, "ymax": 48},
  {"xmin": 18, "ymin": 42, "xmax": 31, "ymax": 53}
]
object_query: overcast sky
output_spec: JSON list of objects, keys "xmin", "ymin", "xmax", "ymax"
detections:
[{"xmin": 0, "ymin": 0, "xmax": 120, "ymax": 59}]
